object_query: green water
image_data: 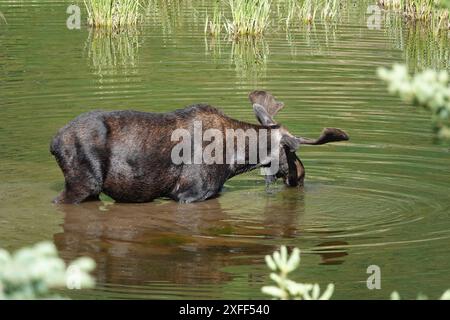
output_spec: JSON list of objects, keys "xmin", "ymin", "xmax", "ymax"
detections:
[{"xmin": 0, "ymin": 1, "xmax": 449, "ymax": 299}]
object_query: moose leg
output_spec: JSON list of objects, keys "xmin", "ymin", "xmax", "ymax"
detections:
[
  {"xmin": 176, "ymin": 187, "xmax": 219, "ymax": 204},
  {"xmin": 53, "ymin": 167, "xmax": 102, "ymax": 204},
  {"xmin": 171, "ymin": 165, "xmax": 227, "ymax": 203},
  {"xmin": 54, "ymin": 187, "xmax": 96, "ymax": 204},
  {"xmin": 52, "ymin": 141, "xmax": 104, "ymax": 204},
  {"xmin": 84, "ymin": 194, "xmax": 101, "ymax": 201},
  {"xmin": 172, "ymin": 177, "xmax": 218, "ymax": 203}
]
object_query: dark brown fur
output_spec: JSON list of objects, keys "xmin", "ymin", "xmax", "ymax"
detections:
[
  {"xmin": 51, "ymin": 91, "xmax": 349, "ymax": 204},
  {"xmin": 51, "ymin": 105, "xmax": 278, "ymax": 204}
]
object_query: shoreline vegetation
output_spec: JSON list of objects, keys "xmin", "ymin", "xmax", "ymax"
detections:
[
  {"xmin": 205, "ymin": 0, "xmax": 341, "ymax": 36},
  {"xmin": 0, "ymin": 242, "xmax": 95, "ymax": 299},
  {"xmin": 378, "ymin": 0, "xmax": 450, "ymax": 33},
  {"xmin": 84, "ymin": 0, "xmax": 143, "ymax": 29},
  {"xmin": 378, "ymin": 64, "xmax": 450, "ymax": 140},
  {"xmin": 81, "ymin": 0, "xmax": 450, "ymax": 36}
]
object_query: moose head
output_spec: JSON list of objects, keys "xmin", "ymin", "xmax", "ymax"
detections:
[{"xmin": 249, "ymin": 90, "xmax": 349, "ymax": 187}]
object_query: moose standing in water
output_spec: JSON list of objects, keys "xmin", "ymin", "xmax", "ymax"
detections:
[{"xmin": 50, "ymin": 91, "xmax": 349, "ymax": 204}]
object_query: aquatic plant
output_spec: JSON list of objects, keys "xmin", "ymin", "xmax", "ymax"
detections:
[
  {"xmin": 230, "ymin": 35, "xmax": 269, "ymax": 82},
  {"xmin": 0, "ymin": 10, "xmax": 6, "ymax": 24},
  {"xmin": 204, "ymin": 32, "xmax": 268, "ymax": 83},
  {"xmin": 378, "ymin": 0, "xmax": 450, "ymax": 32},
  {"xmin": 391, "ymin": 289, "xmax": 450, "ymax": 300},
  {"xmin": 378, "ymin": 0, "xmax": 403, "ymax": 10},
  {"xmin": 405, "ymin": 23, "xmax": 450, "ymax": 70},
  {"xmin": 0, "ymin": 241, "xmax": 95, "ymax": 299},
  {"xmin": 148, "ymin": 0, "xmax": 202, "ymax": 37},
  {"xmin": 205, "ymin": 0, "xmax": 223, "ymax": 35},
  {"xmin": 283, "ymin": 0, "xmax": 340, "ymax": 26},
  {"xmin": 86, "ymin": 28, "xmax": 142, "ymax": 78},
  {"xmin": 285, "ymin": 0, "xmax": 316, "ymax": 24},
  {"xmin": 224, "ymin": 0, "xmax": 272, "ymax": 36},
  {"xmin": 84, "ymin": 0, "xmax": 143, "ymax": 29},
  {"xmin": 262, "ymin": 246, "xmax": 335, "ymax": 300},
  {"xmin": 380, "ymin": 4, "xmax": 450, "ymax": 71},
  {"xmin": 378, "ymin": 0, "xmax": 439, "ymax": 16},
  {"xmin": 204, "ymin": 0, "xmax": 342, "ymax": 36},
  {"xmin": 320, "ymin": 0, "xmax": 340, "ymax": 21},
  {"xmin": 378, "ymin": 64, "xmax": 450, "ymax": 140}
]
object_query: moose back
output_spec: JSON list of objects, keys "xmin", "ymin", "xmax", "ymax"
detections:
[{"xmin": 50, "ymin": 91, "xmax": 349, "ymax": 204}]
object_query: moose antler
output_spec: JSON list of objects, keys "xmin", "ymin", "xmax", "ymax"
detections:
[
  {"xmin": 249, "ymin": 90, "xmax": 284, "ymax": 118},
  {"xmin": 297, "ymin": 128, "xmax": 349, "ymax": 145}
]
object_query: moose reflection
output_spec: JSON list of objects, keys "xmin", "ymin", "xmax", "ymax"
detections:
[{"xmin": 53, "ymin": 190, "xmax": 307, "ymax": 287}]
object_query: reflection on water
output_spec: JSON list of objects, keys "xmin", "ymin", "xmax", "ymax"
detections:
[
  {"xmin": 85, "ymin": 28, "xmax": 142, "ymax": 78},
  {"xmin": 205, "ymin": 36, "xmax": 269, "ymax": 85},
  {"xmin": 382, "ymin": 10, "xmax": 450, "ymax": 71},
  {"xmin": 147, "ymin": 0, "xmax": 204, "ymax": 39},
  {"xmin": 54, "ymin": 200, "xmax": 248, "ymax": 286},
  {"xmin": 312, "ymin": 241, "xmax": 349, "ymax": 265},
  {"xmin": 53, "ymin": 192, "xmax": 306, "ymax": 297},
  {"xmin": 230, "ymin": 37, "xmax": 269, "ymax": 84},
  {"xmin": 285, "ymin": 22, "xmax": 338, "ymax": 57},
  {"xmin": 404, "ymin": 25, "xmax": 450, "ymax": 71},
  {"xmin": 0, "ymin": 11, "xmax": 6, "ymax": 25}
]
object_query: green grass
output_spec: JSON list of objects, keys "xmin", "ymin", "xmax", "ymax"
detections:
[
  {"xmin": 320, "ymin": 0, "xmax": 339, "ymax": 21},
  {"xmin": 224, "ymin": 0, "xmax": 272, "ymax": 36},
  {"xmin": 0, "ymin": 10, "xmax": 7, "ymax": 24},
  {"xmin": 378, "ymin": 0, "xmax": 403, "ymax": 10},
  {"xmin": 378, "ymin": 0, "xmax": 450, "ymax": 32},
  {"xmin": 84, "ymin": 0, "xmax": 143, "ymax": 29},
  {"xmin": 378, "ymin": 64, "xmax": 450, "ymax": 140},
  {"xmin": 205, "ymin": 0, "xmax": 341, "ymax": 37},
  {"xmin": 283, "ymin": 0, "xmax": 340, "ymax": 26},
  {"xmin": 285, "ymin": 0, "xmax": 316, "ymax": 24},
  {"xmin": 230, "ymin": 35, "xmax": 269, "ymax": 80},
  {"xmin": 86, "ymin": 28, "xmax": 141, "ymax": 76},
  {"xmin": 205, "ymin": 0, "xmax": 223, "ymax": 35}
]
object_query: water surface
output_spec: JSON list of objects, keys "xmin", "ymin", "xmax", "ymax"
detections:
[{"xmin": 0, "ymin": 1, "xmax": 449, "ymax": 299}]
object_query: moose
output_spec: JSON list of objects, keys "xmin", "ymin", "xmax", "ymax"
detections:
[{"xmin": 50, "ymin": 91, "xmax": 349, "ymax": 204}]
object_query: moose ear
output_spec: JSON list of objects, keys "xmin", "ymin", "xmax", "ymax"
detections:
[
  {"xmin": 253, "ymin": 103, "xmax": 277, "ymax": 127},
  {"xmin": 280, "ymin": 135, "xmax": 301, "ymax": 152}
]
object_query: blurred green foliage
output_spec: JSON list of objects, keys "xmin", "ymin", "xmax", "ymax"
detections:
[
  {"xmin": 85, "ymin": 0, "xmax": 143, "ymax": 29},
  {"xmin": 391, "ymin": 289, "xmax": 450, "ymax": 299},
  {"xmin": 0, "ymin": 242, "xmax": 95, "ymax": 299},
  {"xmin": 261, "ymin": 246, "xmax": 334, "ymax": 300},
  {"xmin": 378, "ymin": 64, "xmax": 450, "ymax": 140},
  {"xmin": 436, "ymin": 0, "xmax": 450, "ymax": 9}
]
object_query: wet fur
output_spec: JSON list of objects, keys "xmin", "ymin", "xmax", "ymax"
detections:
[{"xmin": 50, "ymin": 105, "xmax": 276, "ymax": 204}]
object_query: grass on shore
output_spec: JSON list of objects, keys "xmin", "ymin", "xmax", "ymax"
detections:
[
  {"xmin": 205, "ymin": 0, "xmax": 341, "ymax": 36},
  {"xmin": 84, "ymin": 0, "xmax": 143, "ymax": 29},
  {"xmin": 378, "ymin": 0, "xmax": 450, "ymax": 32},
  {"xmin": 224, "ymin": 0, "xmax": 272, "ymax": 36}
]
